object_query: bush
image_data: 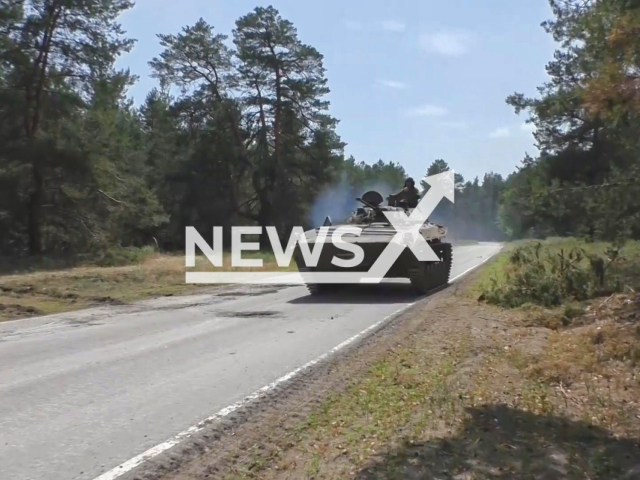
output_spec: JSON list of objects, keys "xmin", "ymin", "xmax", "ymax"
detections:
[
  {"xmin": 91, "ymin": 245, "xmax": 158, "ymax": 267},
  {"xmin": 480, "ymin": 241, "xmax": 626, "ymax": 308}
]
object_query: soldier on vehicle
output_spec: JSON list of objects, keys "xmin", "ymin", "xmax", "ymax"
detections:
[{"xmin": 388, "ymin": 177, "xmax": 420, "ymax": 208}]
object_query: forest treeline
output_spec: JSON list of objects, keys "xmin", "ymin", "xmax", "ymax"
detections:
[
  {"xmin": 0, "ymin": 1, "xmax": 403, "ymax": 255},
  {"xmin": 499, "ymin": 0, "xmax": 640, "ymax": 240},
  {"xmin": 0, "ymin": 1, "xmax": 503, "ymax": 257},
  {"xmin": 1, "ymin": 0, "xmax": 639, "ymax": 260}
]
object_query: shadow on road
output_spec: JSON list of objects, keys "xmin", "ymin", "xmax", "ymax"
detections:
[
  {"xmin": 355, "ymin": 404, "xmax": 640, "ymax": 480},
  {"xmin": 288, "ymin": 282, "xmax": 447, "ymax": 305}
]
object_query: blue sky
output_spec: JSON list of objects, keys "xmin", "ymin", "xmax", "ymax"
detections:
[{"xmin": 117, "ymin": 0, "xmax": 556, "ymax": 183}]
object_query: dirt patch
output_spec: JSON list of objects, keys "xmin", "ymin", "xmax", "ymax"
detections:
[
  {"xmin": 121, "ymin": 265, "xmax": 640, "ymax": 480},
  {"xmin": 0, "ymin": 303, "xmax": 43, "ymax": 318},
  {"xmin": 89, "ymin": 296, "xmax": 127, "ymax": 305}
]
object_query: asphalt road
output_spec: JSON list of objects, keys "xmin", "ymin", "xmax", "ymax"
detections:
[{"xmin": 0, "ymin": 242, "xmax": 502, "ymax": 480}]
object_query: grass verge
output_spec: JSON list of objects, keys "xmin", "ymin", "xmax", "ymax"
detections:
[
  {"xmin": 477, "ymin": 237, "xmax": 640, "ymax": 308},
  {"xmin": 0, "ymin": 251, "xmax": 295, "ymax": 322},
  {"xmin": 193, "ymin": 241, "xmax": 640, "ymax": 480}
]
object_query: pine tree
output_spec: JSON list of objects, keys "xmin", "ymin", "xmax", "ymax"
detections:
[
  {"xmin": 1, "ymin": 0, "xmax": 136, "ymax": 253},
  {"xmin": 234, "ymin": 6, "xmax": 342, "ymax": 242}
]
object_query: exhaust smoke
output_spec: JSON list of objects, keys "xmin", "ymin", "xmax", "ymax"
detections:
[{"xmin": 309, "ymin": 176, "xmax": 396, "ymax": 227}]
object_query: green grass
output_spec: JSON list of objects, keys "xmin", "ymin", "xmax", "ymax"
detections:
[
  {"xmin": 0, "ymin": 245, "xmax": 160, "ymax": 275},
  {"xmin": 283, "ymin": 339, "xmax": 464, "ymax": 477},
  {"xmin": 476, "ymin": 237, "xmax": 640, "ymax": 308}
]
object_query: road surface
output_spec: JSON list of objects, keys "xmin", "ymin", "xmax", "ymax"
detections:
[{"xmin": 0, "ymin": 243, "xmax": 501, "ymax": 480}]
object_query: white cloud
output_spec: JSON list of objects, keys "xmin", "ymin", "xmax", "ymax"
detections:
[
  {"xmin": 381, "ymin": 20, "xmax": 406, "ymax": 32},
  {"xmin": 419, "ymin": 31, "xmax": 472, "ymax": 56},
  {"xmin": 489, "ymin": 127, "xmax": 511, "ymax": 138},
  {"xmin": 377, "ymin": 79, "xmax": 408, "ymax": 89},
  {"xmin": 520, "ymin": 122, "xmax": 536, "ymax": 133},
  {"xmin": 406, "ymin": 105, "xmax": 448, "ymax": 117},
  {"xmin": 343, "ymin": 20, "xmax": 364, "ymax": 30}
]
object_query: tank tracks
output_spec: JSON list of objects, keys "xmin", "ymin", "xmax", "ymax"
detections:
[
  {"xmin": 304, "ymin": 243, "xmax": 453, "ymax": 296},
  {"xmin": 407, "ymin": 242, "xmax": 453, "ymax": 294},
  {"xmin": 306, "ymin": 283, "xmax": 335, "ymax": 295}
]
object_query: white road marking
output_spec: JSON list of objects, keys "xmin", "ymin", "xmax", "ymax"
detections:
[
  {"xmin": 92, "ymin": 303, "xmax": 415, "ymax": 480},
  {"xmin": 92, "ymin": 246, "xmax": 501, "ymax": 480},
  {"xmin": 449, "ymin": 248, "xmax": 502, "ymax": 283}
]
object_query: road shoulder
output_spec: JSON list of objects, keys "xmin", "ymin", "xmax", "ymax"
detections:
[{"xmin": 124, "ymin": 259, "xmax": 640, "ymax": 480}]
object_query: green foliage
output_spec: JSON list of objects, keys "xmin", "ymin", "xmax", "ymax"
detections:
[
  {"xmin": 92, "ymin": 245, "xmax": 158, "ymax": 267},
  {"xmin": 562, "ymin": 302, "xmax": 585, "ymax": 322},
  {"xmin": 2, "ymin": 0, "xmax": 640, "ymax": 264},
  {"xmin": 420, "ymin": 159, "xmax": 506, "ymax": 241},
  {"xmin": 0, "ymin": 0, "xmax": 162, "ymax": 255},
  {"xmin": 500, "ymin": 0, "xmax": 640, "ymax": 241},
  {"xmin": 0, "ymin": 4, "xmax": 411, "ymax": 260},
  {"xmin": 343, "ymin": 157, "xmax": 406, "ymax": 192},
  {"xmin": 480, "ymin": 240, "xmax": 637, "ymax": 308}
]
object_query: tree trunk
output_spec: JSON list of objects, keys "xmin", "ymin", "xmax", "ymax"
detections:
[
  {"xmin": 23, "ymin": 2, "xmax": 61, "ymax": 254},
  {"xmin": 273, "ymin": 67, "xmax": 282, "ymax": 165},
  {"xmin": 257, "ymin": 193, "xmax": 272, "ymax": 250},
  {"xmin": 28, "ymin": 159, "xmax": 44, "ymax": 254}
]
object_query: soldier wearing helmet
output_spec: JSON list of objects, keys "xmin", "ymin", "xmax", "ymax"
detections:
[{"xmin": 388, "ymin": 177, "xmax": 420, "ymax": 208}]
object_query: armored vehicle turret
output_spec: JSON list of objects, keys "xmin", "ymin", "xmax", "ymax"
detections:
[{"xmin": 294, "ymin": 190, "xmax": 452, "ymax": 295}]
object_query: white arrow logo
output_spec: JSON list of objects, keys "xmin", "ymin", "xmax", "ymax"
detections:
[
  {"xmin": 363, "ymin": 170, "xmax": 455, "ymax": 282},
  {"xmin": 185, "ymin": 171, "xmax": 455, "ymax": 285}
]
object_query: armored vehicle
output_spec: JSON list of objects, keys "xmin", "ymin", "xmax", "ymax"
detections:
[{"xmin": 294, "ymin": 191, "xmax": 452, "ymax": 295}]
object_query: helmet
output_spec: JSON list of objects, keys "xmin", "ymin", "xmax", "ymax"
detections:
[{"xmin": 405, "ymin": 177, "xmax": 415, "ymax": 187}]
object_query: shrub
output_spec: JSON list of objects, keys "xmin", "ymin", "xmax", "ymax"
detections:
[
  {"xmin": 480, "ymin": 242, "xmax": 625, "ymax": 308},
  {"xmin": 92, "ymin": 245, "xmax": 158, "ymax": 267}
]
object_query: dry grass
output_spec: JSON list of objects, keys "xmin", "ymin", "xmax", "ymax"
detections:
[
  {"xmin": 0, "ymin": 252, "xmax": 295, "ymax": 322},
  {"xmin": 518, "ymin": 293, "xmax": 640, "ymax": 436},
  {"xmin": 205, "ymin": 274, "xmax": 640, "ymax": 479},
  {"xmin": 217, "ymin": 302, "xmax": 477, "ymax": 480}
]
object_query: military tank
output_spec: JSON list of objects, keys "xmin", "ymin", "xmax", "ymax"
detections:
[{"xmin": 293, "ymin": 190, "xmax": 452, "ymax": 295}]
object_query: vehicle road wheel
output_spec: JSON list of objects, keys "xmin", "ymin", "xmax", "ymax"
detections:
[
  {"xmin": 408, "ymin": 262, "xmax": 434, "ymax": 294},
  {"xmin": 435, "ymin": 243, "xmax": 453, "ymax": 285},
  {"xmin": 408, "ymin": 243, "xmax": 453, "ymax": 294}
]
